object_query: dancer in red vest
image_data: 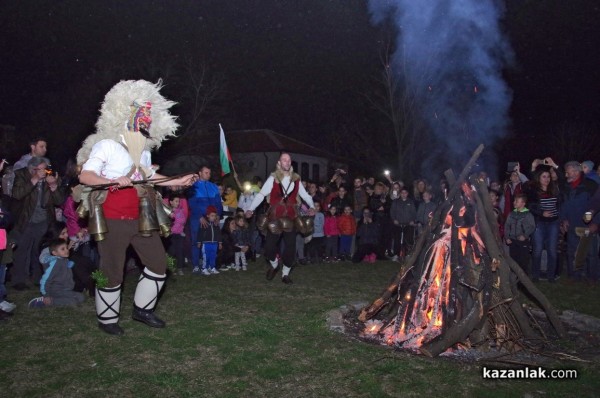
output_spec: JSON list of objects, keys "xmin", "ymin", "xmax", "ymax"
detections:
[{"xmin": 245, "ymin": 153, "xmax": 315, "ymax": 284}]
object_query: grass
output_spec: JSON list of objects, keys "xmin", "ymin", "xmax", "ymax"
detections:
[{"xmin": 1, "ymin": 261, "xmax": 599, "ymax": 397}]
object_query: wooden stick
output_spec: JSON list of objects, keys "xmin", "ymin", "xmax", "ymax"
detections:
[{"xmin": 85, "ymin": 172, "xmax": 196, "ymax": 189}]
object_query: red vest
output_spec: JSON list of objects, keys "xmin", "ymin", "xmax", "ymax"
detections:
[{"xmin": 269, "ymin": 178, "xmax": 300, "ymax": 220}]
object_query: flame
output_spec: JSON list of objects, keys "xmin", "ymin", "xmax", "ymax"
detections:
[{"xmin": 385, "ymin": 205, "xmax": 486, "ymax": 353}]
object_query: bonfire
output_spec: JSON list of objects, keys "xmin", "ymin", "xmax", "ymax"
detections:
[{"xmin": 359, "ymin": 145, "xmax": 565, "ymax": 357}]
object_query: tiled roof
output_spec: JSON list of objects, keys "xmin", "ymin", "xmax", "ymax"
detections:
[{"xmin": 180, "ymin": 129, "xmax": 339, "ymax": 159}]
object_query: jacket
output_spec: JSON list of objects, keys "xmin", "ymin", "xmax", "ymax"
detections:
[
  {"xmin": 39, "ymin": 252, "xmax": 75, "ymax": 295},
  {"xmin": 416, "ymin": 201, "xmax": 436, "ymax": 226},
  {"xmin": 324, "ymin": 214, "xmax": 340, "ymax": 236},
  {"xmin": 504, "ymin": 208, "xmax": 535, "ymax": 241},
  {"xmin": 337, "ymin": 214, "xmax": 357, "ymax": 235},
  {"xmin": 312, "ymin": 212, "xmax": 325, "ymax": 237},
  {"xmin": 560, "ymin": 174, "xmax": 598, "ymax": 230},
  {"xmin": 188, "ymin": 180, "xmax": 223, "ymax": 219},
  {"xmin": 12, "ymin": 168, "xmax": 65, "ymax": 232},
  {"xmin": 390, "ymin": 198, "xmax": 417, "ymax": 225},
  {"xmin": 232, "ymin": 227, "xmax": 251, "ymax": 246},
  {"xmin": 197, "ymin": 223, "xmax": 222, "ymax": 243},
  {"xmin": 356, "ymin": 220, "xmax": 380, "ymax": 245}
]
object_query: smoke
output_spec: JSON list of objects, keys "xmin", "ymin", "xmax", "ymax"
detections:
[{"xmin": 368, "ymin": 0, "xmax": 514, "ymax": 174}]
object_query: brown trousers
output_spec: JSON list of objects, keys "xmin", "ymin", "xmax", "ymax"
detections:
[{"xmin": 98, "ymin": 219, "xmax": 166, "ymax": 286}]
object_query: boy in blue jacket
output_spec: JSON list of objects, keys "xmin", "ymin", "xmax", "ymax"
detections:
[{"xmin": 29, "ymin": 239, "xmax": 85, "ymax": 308}]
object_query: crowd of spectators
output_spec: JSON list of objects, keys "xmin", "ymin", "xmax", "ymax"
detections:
[{"xmin": 2, "ymin": 136, "xmax": 600, "ymax": 320}]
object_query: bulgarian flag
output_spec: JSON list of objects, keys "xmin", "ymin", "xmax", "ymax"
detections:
[{"xmin": 219, "ymin": 124, "xmax": 232, "ymax": 176}]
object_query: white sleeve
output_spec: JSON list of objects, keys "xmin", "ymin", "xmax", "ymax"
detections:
[
  {"xmin": 249, "ymin": 176, "xmax": 274, "ymax": 211},
  {"xmin": 82, "ymin": 141, "xmax": 111, "ymax": 175}
]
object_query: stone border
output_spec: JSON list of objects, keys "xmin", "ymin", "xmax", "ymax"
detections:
[{"xmin": 326, "ymin": 301, "xmax": 369, "ymax": 333}]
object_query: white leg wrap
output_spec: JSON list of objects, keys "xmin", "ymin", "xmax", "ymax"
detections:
[
  {"xmin": 282, "ymin": 266, "xmax": 291, "ymax": 276},
  {"xmin": 96, "ymin": 285, "xmax": 122, "ymax": 325},
  {"xmin": 133, "ymin": 268, "xmax": 166, "ymax": 311},
  {"xmin": 270, "ymin": 259, "xmax": 279, "ymax": 269}
]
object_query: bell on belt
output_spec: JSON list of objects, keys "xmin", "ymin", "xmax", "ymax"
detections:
[
  {"xmin": 267, "ymin": 219, "xmax": 282, "ymax": 235},
  {"xmin": 295, "ymin": 216, "xmax": 314, "ymax": 235},
  {"xmin": 76, "ymin": 201, "xmax": 89, "ymax": 219},
  {"xmin": 256, "ymin": 214, "xmax": 268, "ymax": 233},
  {"xmin": 155, "ymin": 197, "xmax": 172, "ymax": 237},
  {"xmin": 88, "ymin": 204, "xmax": 108, "ymax": 241},
  {"xmin": 138, "ymin": 196, "xmax": 159, "ymax": 237},
  {"xmin": 280, "ymin": 217, "xmax": 294, "ymax": 233}
]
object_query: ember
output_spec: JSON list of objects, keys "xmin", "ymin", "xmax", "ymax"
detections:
[{"xmin": 358, "ymin": 145, "xmax": 566, "ymax": 357}]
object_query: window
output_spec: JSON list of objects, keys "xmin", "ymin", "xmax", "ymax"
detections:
[
  {"xmin": 312, "ymin": 164, "xmax": 320, "ymax": 182},
  {"xmin": 301, "ymin": 162, "xmax": 309, "ymax": 181}
]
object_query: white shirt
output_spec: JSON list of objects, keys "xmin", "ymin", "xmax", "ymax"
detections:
[
  {"xmin": 82, "ymin": 139, "xmax": 152, "ymax": 181},
  {"xmin": 249, "ymin": 175, "xmax": 314, "ymax": 211}
]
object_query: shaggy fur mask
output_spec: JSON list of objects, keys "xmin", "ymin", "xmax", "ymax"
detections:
[{"xmin": 76, "ymin": 79, "xmax": 178, "ymax": 165}]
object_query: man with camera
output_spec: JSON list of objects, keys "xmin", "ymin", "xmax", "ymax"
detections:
[{"xmin": 11, "ymin": 156, "xmax": 64, "ymax": 290}]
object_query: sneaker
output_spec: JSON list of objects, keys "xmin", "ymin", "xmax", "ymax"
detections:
[
  {"xmin": 242, "ymin": 265, "xmax": 247, "ymax": 271},
  {"xmin": 192, "ymin": 267, "xmax": 201, "ymax": 275},
  {"xmin": 201, "ymin": 268, "xmax": 211, "ymax": 276},
  {"xmin": 176, "ymin": 269, "xmax": 184, "ymax": 276},
  {"xmin": 0, "ymin": 300, "xmax": 16, "ymax": 313},
  {"xmin": 256, "ymin": 254, "xmax": 261, "ymax": 258},
  {"xmin": 220, "ymin": 266, "xmax": 230, "ymax": 272},
  {"xmin": 234, "ymin": 265, "xmax": 241, "ymax": 272},
  {"xmin": 209, "ymin": 268, "xmax": 219, "ymax": 274},
  {"xmin": 28, "ymin": 297, "xmax": 47, "ymax": 309},
  {"xmin": 391, "ymin": 255, "xmax": 399, "ymax": 262}
]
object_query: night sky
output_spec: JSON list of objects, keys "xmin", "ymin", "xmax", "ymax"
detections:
[{"xmin": 1, "ymin": 0, "xmax": 599, "ymax": 177}]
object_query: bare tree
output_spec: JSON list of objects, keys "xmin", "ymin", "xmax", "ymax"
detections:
[
  {"xmin": 364, "ymin": 40, "xmax": 432, "ymax": 180},
  {"xmin": 545, "ymin": 121, "xmax": 600, "ymax": 163},
  {"xmin": 178, "ymin": 57, "xmax": 226, "ymax": 138}
]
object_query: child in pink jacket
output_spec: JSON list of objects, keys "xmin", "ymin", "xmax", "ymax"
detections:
[{"xmin": 323, "ymin": 205, "xmax": 340, "ymax": 262}]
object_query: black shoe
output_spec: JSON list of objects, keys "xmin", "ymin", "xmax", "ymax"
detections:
[
  {"xmin": 266, "ymin": 266, "xmax": 279, "ymax": 281},
  {"xmin": 12, "ymin": 282, "xmax": 30, "ymax": 291},
  {"xmin": 98, "ymin": 322, "xmax": 124, "ymax": 336},
  {"xmin": 132, "ymin": 307, "xmax": 166, "ymax": 328},
  {"xmin": 282, "ymin": 275, "xmax": 293, "ymax": 284}
]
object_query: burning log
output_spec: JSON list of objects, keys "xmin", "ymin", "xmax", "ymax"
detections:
[{"xmin": 359, "ymin": 144, "xmax": 566, "ymax": 357}]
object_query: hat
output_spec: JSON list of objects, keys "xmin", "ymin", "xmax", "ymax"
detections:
[
  {"xmin": 582, "ymin": 160, "xmax": 595, "ymax": 171},
  {"xmin": 205, "ymin": 205, "xmax": 218, "ymax": 216}
]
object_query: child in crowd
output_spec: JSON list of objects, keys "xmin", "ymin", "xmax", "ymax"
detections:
[
  {"xmin": 223, "ymin": 185, "xmax": 239, "ymax": 209},
  {"xmin": 306, "ymin": 202, "xmax": 325, "ymax": 264},
  {"xmin": 0, "ymin": 196, "xmax": 16, "ymax": 317},
  {"xmin": 352, "ymin": 208, "xmax": 381, "ymax": 263},
  {"xmin": 337, "ymin": 205, "xmax": 357, "ymax": 261},
  {"xmin": 219, "ymin": 217, "xmax": 239, "ymax": 271},
  {"xmin": 29, "ymin": 238, "xmax": 85, "ymax": 308},
  {"xmin": 323, "ymin": 205, "xmax": 340, "ymax": 262},
  {"xmin": 504, "ymin": 193, "xmax": 535, "ymax": 275},
  {"xmin": 232, "ymin": 215, "xmax": 251, "ymax": 271},
  {"xmin": 416, "ymin": 190, "xmax": 436, "ymax": 235},
  {"xmin": 489, "ymin": 189, "xmax": 505, "ymax": 238},
  {"xmin": 165, "ymin": 194, "xmax": 188, "ymax": 275},
  {"xmin": 195, "ymin": 206, "xmax": 222, "ymax": 275}
]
